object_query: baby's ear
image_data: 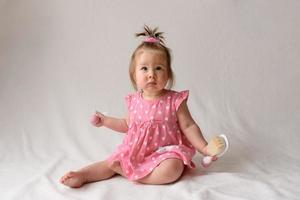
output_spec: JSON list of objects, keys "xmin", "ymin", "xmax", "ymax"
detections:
[{"xmin": 133, "ymin": 73, "xmax": 137, "ymax": 81}]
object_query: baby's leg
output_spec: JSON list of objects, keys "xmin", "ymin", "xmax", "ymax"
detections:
[
  {"xmin": 60, "ymin": 160, "xmax": 116, "ymax": 188},
  {"xmin": 109, "ymin": 161, "xmax": 125, "ymax": 176},
  {"xmin": 137, "ymin": 158, "xmax": 184, "ymax": 185}
]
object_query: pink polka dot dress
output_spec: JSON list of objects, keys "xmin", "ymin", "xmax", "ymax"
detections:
[{"xmin": 107, "ymin": 90, "xmax": 196, "ymax": 181}]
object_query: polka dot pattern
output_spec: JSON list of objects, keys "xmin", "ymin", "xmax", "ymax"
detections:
[{"xmin": 107, "ymin": 90, "xmax": 196, "ymax": 181}]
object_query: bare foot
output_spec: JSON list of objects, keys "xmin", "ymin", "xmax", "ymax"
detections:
[{"xmin": 60, "ymin": 171, "xmax": 87, "ymax": 188}]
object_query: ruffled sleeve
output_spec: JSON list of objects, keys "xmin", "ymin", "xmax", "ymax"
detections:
[
  {"xmin": 125, "ymin": 94, "xmax": 133, "ymax": 111},
  {"xmin": 174, "ymin": 90, "xmax": 189, "ymax": 111}
]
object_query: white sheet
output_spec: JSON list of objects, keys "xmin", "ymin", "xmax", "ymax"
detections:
[{"xmin": 1, "ymin": 0, "xmax": 300, "ymax": 199}]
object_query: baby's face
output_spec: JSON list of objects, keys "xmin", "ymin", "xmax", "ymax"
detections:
[{"xmin": 134, "ymin": 50, "xmax": 169, "ymax": 95}]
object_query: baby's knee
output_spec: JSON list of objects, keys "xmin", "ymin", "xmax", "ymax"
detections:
[{"xmin": 160, "ymin": 159, "xmax": 184, "ymax": 182}]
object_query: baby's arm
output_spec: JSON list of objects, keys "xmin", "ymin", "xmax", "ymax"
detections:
[
  {"xmin": 93, "ymin": 111, "xmax": 129, "ymax": 133},
  {"xmin": 176, "ymin": 101, "xmax": 210, "ymax": 155}
]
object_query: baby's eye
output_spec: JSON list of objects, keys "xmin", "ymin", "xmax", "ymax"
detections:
[
  {"xmin": 155, "ymin": 66, "xmax": 163, "ymax": 70},
  {"xmin": 140, "ymin": 66, "xmax": 148, "ymax": 71}
]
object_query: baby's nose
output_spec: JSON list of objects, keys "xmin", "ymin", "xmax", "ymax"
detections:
[{"xmin": 148, "ymin": 70, "xmax": 155, "ymax": 78}]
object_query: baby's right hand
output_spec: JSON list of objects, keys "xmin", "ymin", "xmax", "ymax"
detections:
[{"xmin": 90, "ymin": 111, "xmax": 104, "ymax": 127}]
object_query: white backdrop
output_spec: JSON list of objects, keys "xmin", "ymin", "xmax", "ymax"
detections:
[{"xmin": 1, "ymin": 0, "xmax": 300, "ymax": 199}]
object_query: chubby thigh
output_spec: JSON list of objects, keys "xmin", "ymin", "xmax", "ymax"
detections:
[{"xmin": 137, "ymin": 158, "xmax": 184, "ymax": 184}]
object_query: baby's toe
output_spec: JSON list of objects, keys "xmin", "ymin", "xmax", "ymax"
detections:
[{"xmin": 60, "ymin": 172, "xmax": 73, "ymax": 182}]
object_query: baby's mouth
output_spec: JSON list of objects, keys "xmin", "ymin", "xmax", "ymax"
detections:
[{"xmin": 147, "ymin": 82, "xmax": 157, "ymax": 86}]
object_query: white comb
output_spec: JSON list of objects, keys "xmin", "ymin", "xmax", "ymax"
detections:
[{"xmin": 201, "ymin": 134, "xmax": 229, "ymax": 167}]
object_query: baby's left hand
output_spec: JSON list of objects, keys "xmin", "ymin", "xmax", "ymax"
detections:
[
  {"xmin": 200, "ymin": 145, "xmax": 218, "ymax": 167},
  {"xmin": 201, "ymin": 155, "xmax": 218, "ymax": 168}
]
